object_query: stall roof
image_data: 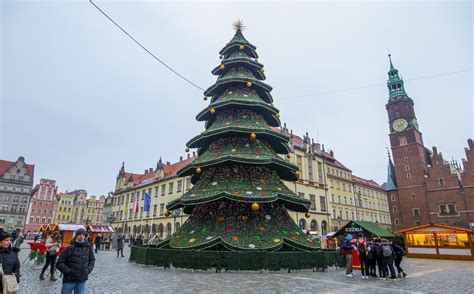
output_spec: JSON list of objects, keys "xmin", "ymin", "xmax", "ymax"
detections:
[
  {"xmin": 58, "ymin": 224, "xmax": 85, "ymax": 232},
  {"xmin": 87, "ymin": 225, "xmax": 115, "ymax": 233},
  {"xmin": 334, "ymin": 221, "xmax": 395, "ymax": 238},
  {"xmin": 399, "ymin": 223, "xmax": 474, "ymax": 233}
]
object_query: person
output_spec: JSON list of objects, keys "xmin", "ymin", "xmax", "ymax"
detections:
[
  {"xmin": 40, "ymin": 231, "xmax": 61, "ymax": 281},
  {"xmin": 56, "ymin": 228, "xmax": 95, "ymax": 294},
  {"xmin": 34, "ymin": 233, "xmax": 39, "ymax": 242},
  {"xmin": 391, "ymin": 241, "xmax": 407, "ymax": 278},
  {"xmin": 356, "ymin": 235, "xmax": 369, "ymax": 279},
  {"xmin": 341, "ymin": 234, "xmax": 355, "ymax": 277},
  {"xmin": 374, "ymin": 238, "xmax": 384, "ymax": 278},
  {"xmin": 0, "ymin": 231, "xmax": 20, "ymax": 293},
  {"xmin": 366, "ymin": 240, "xmax": 377, "ymax": 277},
  {"xmin": 94, "ymin": 234, "xmax": 101, "ymax": 254},
  {"xmin": 116, "ymin": 234, "xmax": 124, "ymax": 257},
  {"xmin": 381, "ymin": 238, "xmax": 397, "ymax": 280}
]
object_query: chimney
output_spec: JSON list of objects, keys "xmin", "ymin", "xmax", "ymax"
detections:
[
  {"xmin": 330, "ymin": 150, "xmax": 334, "ymax": 157},
  {"xmin": 187, "ymin": 153, "xmax": 190, "ymax": 159},
  {"xmin": 166, "ymin": 162, "xmax": 171, "ymax": 165},
  {"xmin": 149, "ymin": 168, "xmax": 153, "ymax": 173},
  {"xmin": 192, "ymin": 152, "xmax": 196, "ymax": 157},
  {"xmin": 144, "ymin": 169, "xmax": 148, "ymax": 174},
  {"xmin": 432, "ymin": 146, "xmax": 438, "ymax": 156},
  {"xmin": 180, "ymin": 156, "xmax": 183, "ymax": 161},
  {"xmin": 315, "ymin": 143, "xmax": 321, "ymax": 152}
]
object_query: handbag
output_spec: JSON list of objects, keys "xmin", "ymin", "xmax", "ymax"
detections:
[{"xmin": 0, "ymin": 266, "xmax": 20, "ymax": 294}]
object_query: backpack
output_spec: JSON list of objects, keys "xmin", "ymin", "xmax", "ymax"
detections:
[
  {"xmin": 374, "ymin": 243, "xmax": 382, "ymax": 257},
  {"xmin": 367, "ymin": 245, "xmax": 375, "ymax": 260},
  {"xmin": 394, "ymin": 244, "xmax": 406, "ymax": 257},
  {"xmin": 382, "ymin": 245, "xmax": 392, "ymax": 257}
]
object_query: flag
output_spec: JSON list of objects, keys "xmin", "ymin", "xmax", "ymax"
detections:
[
  {"xmin": 134, "ymin": 192, "xmax": 139, "ymax": 215},
  {"xmin": 144, "ymin": 192, "xmax": 151, "ymax": 212}
]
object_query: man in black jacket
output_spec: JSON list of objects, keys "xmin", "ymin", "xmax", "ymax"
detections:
[{"xmin": 56, "ymin": 228, "xmax": 95, "ymax": 294}]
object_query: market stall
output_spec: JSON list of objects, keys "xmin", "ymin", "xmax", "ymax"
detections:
[
  {"xmin": 332, "ymin": 221, "xmax": 396, "ymax": 268},
  {"xmin": 58, "ymin": 224, "xmax": 85, "ymax": 244},
  {"xmin": 400, "ymin": 224, "xmax": 473, "ymax": 260},
  {"xmin": 87, "ymin": 225, "xmax": 115, "ymax": 250}
]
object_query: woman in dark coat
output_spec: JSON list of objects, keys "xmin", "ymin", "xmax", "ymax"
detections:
[{"xmin": 0, "ymin": 231, "xmax": 20, "ymax": 292}]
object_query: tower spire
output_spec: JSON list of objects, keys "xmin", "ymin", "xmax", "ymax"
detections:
[
  {"xmin": 386, "ymin": 148, "xmax": 397, "ymax": 191},
  {"xmin": 386, "ymin": 54, "xmax": 408, "ymax": 100}
]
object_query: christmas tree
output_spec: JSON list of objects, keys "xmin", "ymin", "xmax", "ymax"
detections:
[{"xmin": 165, "ymin": 21, "xmax": 318, "ymax": 252}]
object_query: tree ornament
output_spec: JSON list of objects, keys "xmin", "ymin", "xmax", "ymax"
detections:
[
  {"xmin": 295, "ymin": 170, "xmax": 300, "ymax": 177},
  {"xmin": 185, "ymin": 147, "xmax": 190, "ymax": 153},
  {"xmin": 220, "ymin": 64, "xmax": 225, "ymax": 70},
  {"xmin": 164, "ymin": 210, "xmax": 170, "ymax": 217},
  {"xmin": 276, "ymin": 113, "xmax": 280, "ymax": 118},
  {"xmin": 260, "ymin": 68, "xmax": 264, "ymax": 73},
  {"xmin": 305, "ymin": 212, "xmax": 310, "ymax": 218},
  {"xmin": 210, "ymin": 108, "xmax": 216, "ymax": 114},
  {"xmin": 250, "ymin": 133, "xmax": 257, "ymax": 140},
  {"xmin": 287, "ymin": 153, "xmax": 291, "ymax": 159},
  {"xmin": 219, "ymin": 55, "xmax": 224, "ymax": 59},
  {"xmin": 203, "ymin": 96, "xmax": 208, "ymax": 101},
  {"xmin": 239, "ymin": 44, "xmax": 244, "ymax": 50},
  {"xmin": 246, "ymin": 82, "xmax": 252, "ymax": 88},
  {"xmin": 251, "ymin": 202, "xmax": 259, "ymax": 211},
  {"xmin": 196, "ymin": 167, "xmax": 202, "ymax": 174}
]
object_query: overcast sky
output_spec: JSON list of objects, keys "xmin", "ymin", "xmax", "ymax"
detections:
[{"xmin": 1, "ymin": 1, "xmax": 472, "ymax": 196}]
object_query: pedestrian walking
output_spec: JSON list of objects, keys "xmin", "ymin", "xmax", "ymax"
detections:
[
  {"xmin": 341, "ymin": 234, "xmax": 355, "ymax": 277},
  {"xmin": 56, "ymin": 228, "xmax": 95, "ymax": 294},
  {"xmin": 366, "ymin": 240, "xmax": 377, "ymax": 277},
  {"xmin": 94, "ymin": 234, "xmax": 101, "ymax": 254},
  {"xmin": 381, "ymin": 238, "xmax": 397, "ymax": 280},
  {"xmin": 356, "ymin": 235, "xmax": 369, "ymax": 279},
  {"xmin": 116, "ymin": 234, "xmax": 125, "ymax": 257},
  {"xmin": 0, "ymin": 231, "xmax": 20, "ymax": 293},
  {"xmin": 40, "ymin": 231, "xmax": 61, "ymax": 281},
  {"xmin": 374, "ymin": 238, "xmax": 384, "ymax": 278},
  {"xmin": 391, "ymin": 241, "xmax": 407, "ymax": 278}
]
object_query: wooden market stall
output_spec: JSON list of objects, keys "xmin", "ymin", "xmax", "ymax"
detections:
[
  {"xmin": 332, "ymin": 221, "xmax": 396, "ymax": 268},
  {"xmin": 400, "ymin": 224, "xmax": 474, "ymax": 260},
  {"xmin": 58, "ymin": 224, "xmax": 86, "ymax": 245},
  {"xmin": 87, "ymin": 225, "xmax": 115, "ymax": 250}
]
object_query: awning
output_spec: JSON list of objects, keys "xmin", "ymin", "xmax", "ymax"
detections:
[
  {"xmin": 87, "ymin": 225, "xmax": 115, "ymax": 233},
  {"xmin": 58, "ymin": 224, "xmax": 85, "ymax": 232},
  {"xmin": 333, "ymin": 221, "xmax": 395, "ymax": 238}
]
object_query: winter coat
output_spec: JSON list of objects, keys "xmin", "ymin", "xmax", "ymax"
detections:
[
  {"xmin": 341, "ymin": 239, "xmax": 353, "ymax": 254},
  {"xmin": 56, "ymin": 240, "xmax": 95, "ymax": 283},
  {"xmin": 392, "ymin": 243, "xmax": 406, "ymax": 260},
  {"xmin": 381, "ymin": 244, "xmax": 396, "ymax": 264},
  {"xmin": 0, "ymin": 247, "xmax": 20, "ymax": 292},
  {"xmin": 94, "ymin": 236, "xmax": 101, "ymax": 246},
  {"xmin": 116, "ymin": 237, "xmax": 124, "ymax": 249}
]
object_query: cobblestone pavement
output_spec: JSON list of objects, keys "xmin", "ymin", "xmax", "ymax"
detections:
[{"xmin": 18, "ymin": 243, "xmax": 474, "ymax": 293}]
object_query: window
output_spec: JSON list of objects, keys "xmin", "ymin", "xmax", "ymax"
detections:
[
  {"xmin": 168, "ymin": 182, "xmax": 174, "ymax": 194},
  {"xmin": 405, "ymin": 165, "xmax": 410, "ymax": 171},
  {"xmin": 177, "ymin": 180, "xmax": 183, "ymax": 192},
  {"xmin": 317, "ymin": 162, "xmax": 323, "ymax": 183},
  {"xmin": 296, "ymin": 156, "xmax": 303, "ymax": 174},
  {"xmin": 154, "ymin": 187, "xmax": 158, "ymax": 197},
  {"xmin": 344, "ymin": 196, "xmax": 347, "ymax": 204},
  {"xmin": 351, "ymin": 211, "xmax": 354, "ymax": 220},
  {"xmin": 153, "ymin": 204, "xmax": 158, "ymax": 217},
  {"xmin": 161, "ymin": 185, "xmax": 166, "ymax": 196},
  {"xmin": 406, "ymin": 173, "xmax": 411, "ymax": 178},
  {"xmin": 345, "ymin": 211, "xmax": 349, "ymax": 220},
  {"xmin": 331, "ymin": 194, "xmax": 335, "ymax": 203},
  {"xmin": 332, "ymin": 209, "xmax": 336, "ymax": 219},
  {"xmin": 439, "ymin": 204, "xmax": 457, "ymax": 215},
  {"xmin": 319, "ymin": 196, "xmax": 326, "ymax": 211},
  {"xmin": 307, "ymin": 157, "xmax": 313, "ymax": 181},
  {"xmin": 338, "ymin": 196, "xmax": 341, "ymax": 203},
  {"xmin": 399, "ymin": 136, "xmax": 407, "ymax": 146},
  {"xmin": 186, "ymin": 178, "xmax": 191, "ymax": 190},
  {"xmin": 310, "ymin": 220, "xmax": 317, "ymax": 231},
  {"xmin": 343, "ymin": 183, "xmax": 346, "ymax": 191},
  {"xmin": 348, "ymin": 185, "xmax": 351, "ymax": 192},
  {"xmin": 159, "ymin": 204, "xmax": 165, "ymax": 216},
  {"xmin": 321, "ymin": 221, "xmax": 327, "ymax": 235},
  {"xmin": 413, "ymin": 208, "xmax": 420, "ymax": 216},
  {"xmin": 438, "ymin": 179, "xmax": 445, "ymax": 186},
  {"xmin": 404, "ymin": 157, "xmax": 408, "ymax": 163},
  {"xmin": 299, "ymin": 218, "xmax": 306, "ymax": 230},
  {"xmin": 391, "ymin": 194, "xmax": 396, "ymax": 201},
  {"xmin": 393, "ymin": 206, "xmax": 397, "ymax": 213}
]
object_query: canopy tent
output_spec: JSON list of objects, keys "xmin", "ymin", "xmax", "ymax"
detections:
[
  {"xmin": 57, "ymin": 224, "xmax": 85, "ymax": 244},
  {"xmin": 87, "ymin": 225, "xmax": 115, "ymax": 248},
  {"xmin": 333, "ymin": 221, "xmax": 395, "ymax": 239}
]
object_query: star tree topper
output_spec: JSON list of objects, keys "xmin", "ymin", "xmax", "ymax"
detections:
[{"xmin": 233, "ymin": 19, "xmax": 246, "ymax": 31}]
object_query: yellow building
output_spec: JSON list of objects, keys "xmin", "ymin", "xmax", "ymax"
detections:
[{"xmin": 54, "ymin": 193, "xmax": 74, "ymax": 223}]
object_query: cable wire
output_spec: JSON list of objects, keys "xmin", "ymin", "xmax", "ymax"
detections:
[{"xmin": 89, "ymin": 0, "xmax": 205, "ymax": 91}]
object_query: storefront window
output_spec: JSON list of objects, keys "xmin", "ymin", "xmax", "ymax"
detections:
[{"xmin": 436, "ymin": 233, "xmax": 469, "ymax": 247}]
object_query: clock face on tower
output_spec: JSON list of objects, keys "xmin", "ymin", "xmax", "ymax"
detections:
[{"xmin": 392, "ymin": 118, "xmax": 408, "ymax": 132}]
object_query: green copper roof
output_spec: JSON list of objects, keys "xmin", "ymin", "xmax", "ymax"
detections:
[
  {"xmin": 386, "ymin": 151, "xmax": 397, "ymax": 191},
  {"xmin": 352, "ymin": 221, "xmax": 395, "ymax": 238},
  {"xmin": 212, "ymin": 52, "xmax": 265, "ymax": 80},
  {"xmin": 387, "ymin": 54, "xmax": 409, "ymax": 100},
  {"xmin": 219, "ymin": 30, "xmax": 258, "ymax": 58}
]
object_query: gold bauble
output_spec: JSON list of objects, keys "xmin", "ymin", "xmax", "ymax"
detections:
[
  {"xmin": 220, "ymin": 64, "xmax": 225, "ymax": 70},
  {"xmin": 276, "ymin": 113, "xmax": 280, "ymax": 118},
  {"xmin": 185, "ymin": 147, "xmax": 190, "ymax": 153},
  {"xmin": 219, "ymin": 55, "xmax": 224, "ymax": 59},
  {"xmin": 250, "ymin": 133, "xmax": 257, "ymax": 140},
  {"xmin": 246, "ymin": 82, "xmax": 252, "ymax": 88},
  {"xmin": 287, "ymin": 153, "xmax": 291, "ymax": 159},
  {"xmin": 164, "ymin": 210, "xmax": 170, "ymax": 217},
  {"xmin": 295, "ymin": 170, "xmax": 300, "ymax": 177},
  {"xmin": 239, "ymin": 45, "xmax": 244, "ymax": 50},
  {"xmin": 305, "ymin": 212, "xmax": 311, "ymax": 218},
  {"xmin": 203, "ymin": 96, "xmax": 208, "ymax": 101},
  {"xmin": 260, "ymin": 68, "xmax": 264, "ymax": 73},
  {"xmin": 196, "ymin": 167, "xmax": 202, "ymax": 174},
  {"xmin": 251, "ymin": 202, "xmax": 259, "ymax": 211},
  {"xmin": 210, "ymin": 108, "xmax": 216, "ymax": 114}
]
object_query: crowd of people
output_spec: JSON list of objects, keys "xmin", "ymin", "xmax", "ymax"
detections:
[{"xmin": 340, "ymin": 234, "xmax": 407, "ymax": 280}]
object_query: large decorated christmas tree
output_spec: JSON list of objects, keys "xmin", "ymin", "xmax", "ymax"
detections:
[{"xmin": 163, "ymin": 21, "xmax": 318, "ymax": 253}]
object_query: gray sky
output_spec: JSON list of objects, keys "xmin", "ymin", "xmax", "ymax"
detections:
[{"xmin": 1, "ymin": 1, "xmax": 472, "ymax": 196}]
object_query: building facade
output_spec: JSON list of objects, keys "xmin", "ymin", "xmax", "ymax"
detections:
[
  {"xmin": 25, "ymin": 179, "xmax": 58, "ymax": 232},
  {"xmin": 385, "ymin": 55, "xmax": 473, "ymax": 230},
  {"xmin": 0, "ymin": 156, "xmax": 35, "ymax": 232},
  {"xmin": 54, "ymin": 193, "xmax": 75, "ymax": 224},
  {"xmin": 102, "ymin": 193, "xmax": 114, "ymax": 225}
]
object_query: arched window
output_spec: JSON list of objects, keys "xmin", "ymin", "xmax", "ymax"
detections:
[
  {"xmin": 152, "ymin": 224, "xmax": 157, "ymax": 234},
  {"xmin": 144, "ymin": 224, "xmax": 150, "ymax": 234},
  {"xmin": 158, "ymin": 224, "xmax": 164, "ymax": 238},
  {"xmin": 299, "ymin": 219, "xmax": 306, "ymax": 230},
  {"xmin": 166, "ymin": 223, "xmax": 172, "ymax": 238},
  {"xmin": 175, "ymin": 222, "xmax": 180, "ymax": 232},
  {"xmin": 310, "ymin": 220, "xmax": 318, "ymax": 231},
  {"xmin": 321, "ymin": 221, "xmax": 327, "ymax": 235}
]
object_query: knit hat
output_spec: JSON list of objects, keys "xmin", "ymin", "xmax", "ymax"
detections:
[
  {"xmin": 0, "ymin": 231, "xmax": 12, "ymax": 242},
  {"xmin": 75, "ymin": 228, "xmax": 87, "ymax": 237}
]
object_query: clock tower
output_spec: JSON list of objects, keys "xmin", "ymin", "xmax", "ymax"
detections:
[{"xmin": 385, "ymin": 55, "xmax": 431, "ymax": 227}]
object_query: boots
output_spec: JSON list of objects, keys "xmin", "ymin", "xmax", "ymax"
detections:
[
  {"xmin": 50, "ymin": 276, "xmax": 58, "ymax": 281},
  {"xmin": 402, "ymin": 272, "xmax": 407, "ymax": 278},
  {"xmin": 39, "ymin": 274, "xmax": 45, "ymax": 280}
]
